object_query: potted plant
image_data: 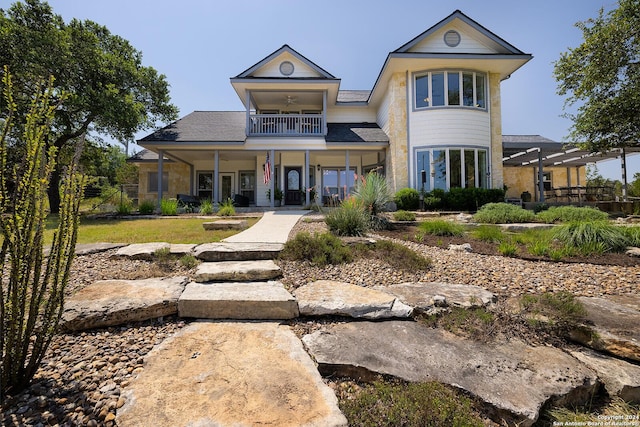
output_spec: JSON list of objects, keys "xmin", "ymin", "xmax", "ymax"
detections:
[{"xmin": 266, "ymin": 188, "xmax": 283, "ymax": 206}]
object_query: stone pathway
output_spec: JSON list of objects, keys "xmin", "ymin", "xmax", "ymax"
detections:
[{"xmin": 57, "ymin": 213, "xmax": 640, "ymax": 427}]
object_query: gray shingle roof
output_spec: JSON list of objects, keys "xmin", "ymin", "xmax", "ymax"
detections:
[
  {"xmin": 138, "ymin": 111, "xmax": 247, "ymax": 143},
  {"xmin": 326, "ymin": 123, "xmax": 389, "ymax": 143}
]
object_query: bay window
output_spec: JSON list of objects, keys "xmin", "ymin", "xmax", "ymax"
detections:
[
  {"xmin": 416, "ymin": 147, "xmax": 489, "ymax": 191},
  {"xmin": 414, "ymin": 70, "xmax": 487, "ymax": 110}
]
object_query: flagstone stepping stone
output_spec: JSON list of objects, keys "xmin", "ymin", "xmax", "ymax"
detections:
[
  {"xmin": 303, "ymin": 321, "xmax": 598, "ymax": 427},
  {"xmin": 112, "ymin": 242, "xmax": 170, "ymax": 260},
  {"xmin": 60, "ymin": 276, "xmax": 188, "ymax": 331},
  {"xmin": 194, "ymin": 260, "xmax": 281, "ymax": 282},
  {"xmin": 202, "ymin": 219, "xmax": 248, "ymax": 230},
  {"xmin": 376, "ymin": 282, "xmax": 496, "ymax": 313},
  {"xmin": 178, "ymin": 281, "xmax": 298, "ymax": 320},
  {"xmin": 193, "ymin": 242, "xmax": 283, "ymax": 261},
  {"xmin": 117, "ymin": 321, "xmax": 347, "ymax": 427},
  {"xmin": 570, "ymin": 296, "xmax": 640, "ymax": 362},
  {"xmin": 169, "ymin": 243, "xmax": 196, "ymax": 256},
  {"xmin": 294, "ymin": 280, "xmax": 412, "ymax": 319},
  {"xmin": 74, "ymin": 242, "xmax": 127, "ymax": 255},
  {"xmin": 569, "ymin": 348, "xmax": 640, "ymax": 403}
]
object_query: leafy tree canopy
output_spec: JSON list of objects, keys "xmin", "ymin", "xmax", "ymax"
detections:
[
  {"xmin": 554, "ymin": 0, "xmax": 640, "ymax": 153},
  {"xmin": 0, "ymin": 0, "xmax": 178, "ymax": 211}
]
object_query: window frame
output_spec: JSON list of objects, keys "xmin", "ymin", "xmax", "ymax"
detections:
[
  {"xmin": 415, "ymin": 147, "xmax": 490, "ymax": 191},
  {"xmin": 413, "ymin": 70, "xmax": 488, "ymax": 111},
  {"xmin": 148, "ymin": 171, "xmax": 169, "ymax": 193}
]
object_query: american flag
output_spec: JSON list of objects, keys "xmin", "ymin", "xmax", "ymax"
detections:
[{"xmin": 264, "ymin": 152, "xmax": 271, "ymax": 184}]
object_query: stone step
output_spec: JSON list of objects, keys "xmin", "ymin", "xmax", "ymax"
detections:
[
  {"xmin": 116, "ymin": 321, "xmax": 347, "ymax": 427},
  {"xmin": 194, "ymin": 260, "xmax": 282, "ymax": 282},
  {"xmin": 193, "ymin": 242, "xmax": 283, "ymax": 262},
  {"xmin": 178, "ymin": 281, "xmax": 299, "ymax": 320},
  {"xmin": 202, "ymin": 219, "xmax": 248, "ymax": 230}
]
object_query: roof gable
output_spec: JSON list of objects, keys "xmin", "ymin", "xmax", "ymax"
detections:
[
  {"xmin": 395, "ymin": 10, "xmax": 526, "ymax": 55},
  {"xmin": 234, "ymin": 44, "xmax": 335, "ymax": 79}
]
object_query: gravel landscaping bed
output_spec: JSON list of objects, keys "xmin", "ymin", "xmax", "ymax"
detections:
[{"xmin": 2, "ymin": 214, "xmax": 638, "ymax": 425}]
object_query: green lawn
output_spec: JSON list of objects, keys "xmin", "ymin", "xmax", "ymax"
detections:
[{"xmin": 44, "ymin": 216, "xmax": 259, "ymax": 245}]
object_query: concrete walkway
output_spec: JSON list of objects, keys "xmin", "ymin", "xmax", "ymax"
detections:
[{"xmin": 222, "ymin": 210, "xmax": 309, "ymax": 244}]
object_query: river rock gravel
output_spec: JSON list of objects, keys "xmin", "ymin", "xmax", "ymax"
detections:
[{"xmin": 2, "ymin": 215, "xmax": 638, "ymax": 426}]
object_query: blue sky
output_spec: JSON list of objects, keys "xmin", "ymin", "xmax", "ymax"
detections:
[{"xmin": 6, "ymin": 0, "xmax": 636, "ymax": 180}]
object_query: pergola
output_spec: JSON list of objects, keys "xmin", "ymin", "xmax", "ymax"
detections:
[{"xmin": 502, "ymin": 135, "xmax": 640, "ymax": 202}]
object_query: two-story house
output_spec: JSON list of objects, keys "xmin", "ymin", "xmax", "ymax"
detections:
[{"xmin": 132, "ymin": 10, "xmax": 534, "ymax": 208}]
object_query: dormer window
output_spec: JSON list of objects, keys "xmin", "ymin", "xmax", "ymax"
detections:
[{"xmin": 415, "ymin": 70, "xmax": 486, "ymax": 110}]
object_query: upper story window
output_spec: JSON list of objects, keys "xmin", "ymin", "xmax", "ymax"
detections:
[{"xmin": 415, "ymin": 71, "xmax": 486, "ymax": 110}]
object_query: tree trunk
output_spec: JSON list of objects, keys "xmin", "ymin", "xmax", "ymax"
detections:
[{"xmin": 48, "ymin": 166, "xmax": 61, "ymax": 214}]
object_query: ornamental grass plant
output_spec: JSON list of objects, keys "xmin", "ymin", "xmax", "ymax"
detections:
[{"xmin": 472, "ymin": 202, "xmax": 536, "ymax": 224}]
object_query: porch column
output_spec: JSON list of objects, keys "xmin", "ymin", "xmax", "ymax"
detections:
[
  {"xmin": 269, "ymin": 149, "xmax": 275, "ymax": 208},
  {"xmin": 538, "ymin": 150, "xmax": 545, "ymax": 203},
  {"xmin": 305, "ymin": 150, "xmax": 310, "ymax": 205},
  {"xmin": 322, "ymin": 91, "xmax": 327, "ymax": 135},
  {"xmin": 345, "ymin": 150, "xmax": 350, "ymax": 198},
  {"xmin": 245, "ymin": 90, "xmax": 251, "ymax": 136},
  {"xmin": 189, "ymin": 164, "xmax": 195, "ymax": 195},
  {"xmin": 214, "ymin": 150, "xmax": 219, "ymax": 207},
  {"xmin": 621, "ymin": 147, "xmax": 628, "ymax": 202},
  {"xmin": 157, "ymin": 149, "xmax": 164, "ymax": 209}
]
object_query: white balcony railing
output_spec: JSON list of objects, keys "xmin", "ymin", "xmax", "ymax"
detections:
[{"xmin": 249, "ymin": 114, "xmax": 323, "ymax": 136}]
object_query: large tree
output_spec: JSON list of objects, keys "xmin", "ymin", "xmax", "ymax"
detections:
[
  {"xmin": 0, "ymin": 0, "xmax": 178, "ymax": 212},
  {"xmin": 554, "ymin": 0, "xmax": 639, "ymax": 198}
]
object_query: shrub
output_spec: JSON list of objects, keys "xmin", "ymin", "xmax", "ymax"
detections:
[
  {"xmin": 116, "ymin": 200, "xmax": 133, "ymax": 215},
  {"xmin": 279, "ymin": 232, "xmax": 352, "ymax": 266},
  {"xmin": 394, "ymin": 188, "xmax": 420, "ymax": 210},
  {"xmin": 325, "ymin": 198, "xmax": 370, "ymax": 236},
  {"xmin": 552, "ymin": 221, "xmax": 628, "ymax": 253},
  {"xmin": 138, "ymin": 199, "xmax": 156, "ymax": 215},
  {"xmin": 417, "ymin": 219, "xmax": 465, "ymax": 237},
  {"xmin": 217, "ymin": 198, "xmax": 235, "ymax": 216},
  {"xmin": 393, "ymin": 210, "xmax": 416, "ymax": 221},
  {"xmin": 199, "ymin": 199, "xmax": 214, "ymax": 215},
  {"xmin": 470, "ymin": 225, "xmax": 505, "ymax": 243},
  {"xmin": 1, "ymin": 72, "xmax": 85, "ymax": 397},
  {"xmin": 536, "ymin": 206, "xmax": 608, "ymax": 223},
  {"xmin": 339, "ymin": 380, "xmax": 484, "ymax": 427},
  {"xmin": 623, "ymin": 226, "xmax": 640, "ymax": 247},
  {"xmin": 160, "ymin": 198, "xmax": 178, "ymax": 215},
  {"xmin": 472, "ymin": 202, "xmax": 536, "ymax": 224},
  {"xmin": 353, "ymin": 171, "xmax": 392, "ymax": 228},
  {"xmin": 423, "ymin": 196, "xmax": 442, "ymax": 210},
  {"xmin": 437, "ymin": 187, "xmax": 506, "ymax": 211}
]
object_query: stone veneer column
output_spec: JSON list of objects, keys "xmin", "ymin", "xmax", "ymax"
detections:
[
  {"xmin": 489, "ymin": 73, "xmax": 504, "ymax": 190},
  {"xmin": 386, "ymin": 72, "xmax": 409, "ymax": 194}
]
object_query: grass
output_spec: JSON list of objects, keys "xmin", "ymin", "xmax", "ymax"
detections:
[
  {"xmin": 43, "ymin": 216, "xmax": 259, "ymax": 245},
  {"xmin": 339, "ymin": 380, "xmax": 485, "ymax": 427},
  {"xmin": 354, "ymin": 240, "xmax": 431, "ymax": 271},
  {"xmin": 546, "ymin": 398, "xmax": 640, "ymax": 426},
  {"xmin": 393, "ymin": 210, "xmax": 416, "ymax": 221},
  {"xmin": 552, "ymin": 221, "xmax": 629, "ymax": 253},
  {"xmin": 417, "ymin": 219, "xmax": 465, "ymax": 237},
  {"xmin": 470, "ymin": 225, "xmax": 505, "ymax": 243},
  {"xmin": 279, "ymin": 232, "xmax": 352, "ymax": 266}
]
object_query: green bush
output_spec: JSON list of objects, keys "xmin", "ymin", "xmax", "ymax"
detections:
[
  {"xmin": 472, "ymin": 202, "xmax": 536, "ymax": 224},
  {"xmin": 417, "ymin": 219, "xmax": 465, "ymax": 237},
  {"xmin": 423, "ymin": 196, "xmax": 442, "ymax": 210},
  {"xmin": 552, "ymin": 221, "xmax": 628, "ymax": 253},
  {"xmin": 217, "ymin": 198, "xmax": 235, "ymax": 216},
  {"xmin": 325, "ymin": 198, "xmax": 370, "ymax": 236},
  {"xmin": 470, "ymin": 225, "xmax": 505, "ymax": 243},
  {"xmin": 160, "ymin": 198, "xmax": 178, "ymax": 215},
  {"xmin": 279, "ymin": 232, "xmax": 352, "ymax": 266},
  {"xmin": 339, "ymin": 380, "xmax": 484, "ymax": 427},
  {"xmin": 536, "ymin": 206, "xmax": 609, "ymax": 223},
  {"xmin": 199, "ymin": 199, "xmax": 214, "ymax": 215},
  {"xmin": 393, "ymin": 210, "xmax": 416, "ymax": 221},
  {"xmin": 394, "ymin": 188, "xmax": 420, "ymax": 210},
  {"xmin": 138, "ymin": 199, "xmax": 156, "ymax": 215},
  {"xmin": 623, "ymin": 226, "xmax": 640, "ymax": 247}
]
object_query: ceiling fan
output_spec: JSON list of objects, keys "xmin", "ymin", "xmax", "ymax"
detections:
[{"xmin": 284, "ymin": 95, "xmax": 298, "ymax": 106}]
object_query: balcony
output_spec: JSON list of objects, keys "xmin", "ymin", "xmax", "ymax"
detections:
[{"xmin": 249, "ymin": 113, "xmax": 324, "ymax": 137}]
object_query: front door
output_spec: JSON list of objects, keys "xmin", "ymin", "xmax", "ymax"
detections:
[
  {"xmin": 285, "ymin": 167, "xmax": 302, "ymax": 205},
  {"xmin": 219, "ymin": 173, "xmax": 235, "ymax": 203}
]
